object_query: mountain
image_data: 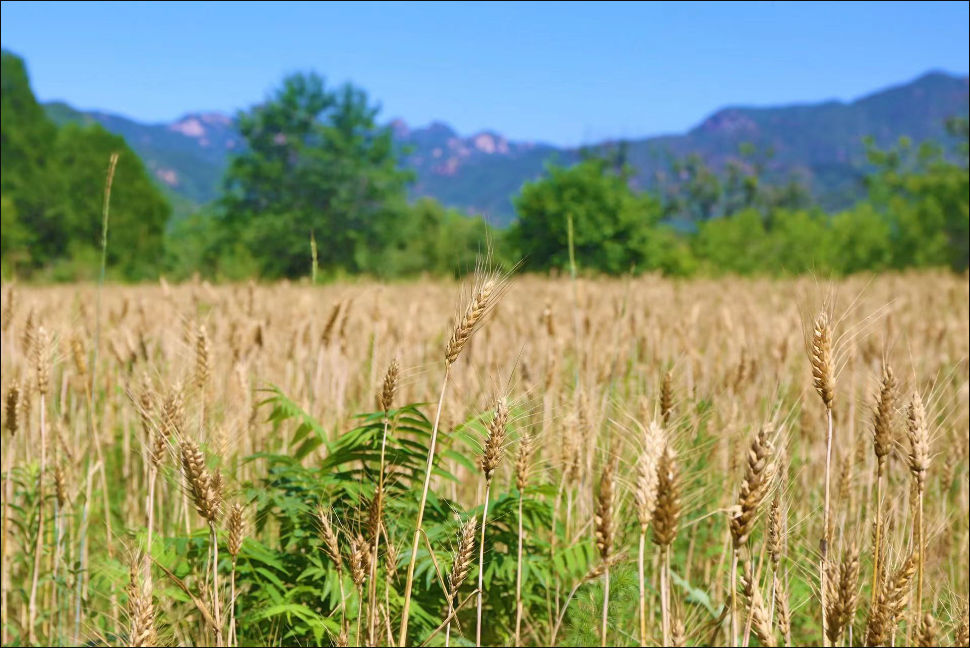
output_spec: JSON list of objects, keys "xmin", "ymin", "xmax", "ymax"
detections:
[
  {"xmin": 44, "ymin": 101, "xmax": 237, "ymax": 211},
  {"xmin": 43, "ymin": 71, "xmax": 968, "ymax": 225}
]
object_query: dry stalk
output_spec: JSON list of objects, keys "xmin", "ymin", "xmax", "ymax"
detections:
[
  {"xmin": 635, "ymin": 420, "xmax": 664, "ymax": 647},
  {"xmin": 906, "ymin": 391, "xmax": 930, "ymax": 632},
  {"xmin": 871, "ymin": 364, "xmax": 895, "ymax": 608},
  {"xmin": 810, "ymin": 310, "xmax": 835, "ymax": 647},
  {"xmin": 514, "ymin": 433, "xmax": 535, "ymax": 646},
  {"xmin": 401, "ymin": 267, "xmax": 503, "ymax": 648},
  {"xmin": 476, "ymin": 396, "xmax": 508, "ymax": 646}
]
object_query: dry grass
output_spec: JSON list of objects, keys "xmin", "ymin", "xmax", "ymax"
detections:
[{"xmin": 0, "ymin": 270, "xmax": 967, "ymax": 647}]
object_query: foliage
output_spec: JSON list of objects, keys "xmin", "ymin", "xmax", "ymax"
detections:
[
  {"xmin": 510, "ymin": 157, "xmax": 687, "ymax": 274},
  {"xmin": 219, "ymin": 73, "xmax": 413, "ymax": 278},
  {"xmin": 1, "ymin": 51, "xmax": 171, "ymax": 278},
  {"xmin": 2, "ymin": 49, "xmax": 967, "ymax": 281}
]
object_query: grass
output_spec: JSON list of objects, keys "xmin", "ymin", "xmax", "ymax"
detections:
[{"xmin": 0, "ymin": 270, "xmax": 967, "ymax": 647}]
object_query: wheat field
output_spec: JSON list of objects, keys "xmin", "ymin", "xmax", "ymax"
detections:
[{"xmin": 0, "ymin": 271, "xmax": 968, "ymax": 647}]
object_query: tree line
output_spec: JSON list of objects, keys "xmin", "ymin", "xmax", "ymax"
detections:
[{"xmin": 2, "ymin": 52, "xmax": 967, "ymax": 281}]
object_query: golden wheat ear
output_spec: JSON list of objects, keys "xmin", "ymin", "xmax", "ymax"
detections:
[
  {"xmin": 594, "ymin": 452, "xmax": 618, "ymax": 562},
  {"xmin": 179, "ymin": 439, "xmax": 219, "ymax": 523},
  {"xmin": 731, "ymin": 423, "xmax": 775, "ymax": 550},
  {"xmin": 810, "ymin": 311, "xmax": 835, "ymax": 410},
  {"xmin": 380, "ymin": 358, "xmax": 400, "ymax": 414},
  {"xmin": 447, "ymin": 515, "xmax": 477, "ymax": 601}
]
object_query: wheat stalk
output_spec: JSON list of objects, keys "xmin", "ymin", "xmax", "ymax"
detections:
[
  {"xmin": 0, "ymin": 383, "xmax": 19, "ymax": 640},
  {"xmin": 226, "ymin": 503, "xmax": 244, "ymax": 647},
  {"xmin": 635, "ymin": 419, "xmax": 664, "ymax": 647},
  {"xmin": 824, "ymin": 543, "xmax": 860, "ymax": 645},
  {"xmin": 370, "ymin": 358, "xmax": 398, "ymax": 645},
  {"xmin": 865, "ymin": 551, "xmax": 918, "ymax": 646},
  {"xmin": 871, "ymin": 364, "xmax": 895, "ymax": 609},
  {"xmin": 27, "ymin": 325, "xmax": 50, "ymax": 645},
  {"xmin": 810, "ymin": 309, "xmax": 835, "ymax": 647},
  {"xmin": 906, "ymin": 391, "xmax": 930, "ymax": 637},
  {"xmin": 317, "ymin": 506, "xmax": 347, "ymax": 630},
  {"xmin": 595, "ymin": 452, "xmax": 618, "ymax": 646},
  {"xmin": 730, "ymin": 423, "xmax": 775, "ymax": 647},
  {"xmin": 653, "ymin": 443, "xmax": 681, "ymax": 647},
  {"xmin": 476, "ymin": 397, "xmax": 508, "ymax": 646},
  {"xmin": 514, "ymin": 433, "xmax": 535, "ymax": 646},
  {"xmin": 400, "ymin": 265, "xmax": 504, "ymax": 648},
  {"xmin": 179, "ymin": 439, "xmax": 223, "ymax": 645}
]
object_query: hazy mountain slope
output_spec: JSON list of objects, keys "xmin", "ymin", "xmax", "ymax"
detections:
[{"xmin": 43, "ymin": 71, "xmax": 968, "ymax": 225}]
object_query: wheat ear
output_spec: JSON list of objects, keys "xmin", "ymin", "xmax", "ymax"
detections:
[
  {"xmin": 595, "ymin": 452, "xmax": 618, "ymax": 646},
  {"xmin": 635, "ymin": 420, "xmax": 664, "ymax": 646},
  {"xmin": 811, "ymin": 310, "xmax": 835, "ymax": 646},
  {"xmin": 445, "ymin": 515, "xmax": 477, "ymax": 647},
  {"xmin": 871, "ymin": 364, "xmax": 895, "ymax": 609},
  {"xmin": 401, "ymin": 268, "xmax": 503, "ymax": 647},
  {"xmin": 476, "ymin": 397, "xmax": 509, "ymax": 646},
  {"xmin": 653, "ymin": 443, "xmax": 681, "ymax": 647},
  {"xmin": 514, "ymin": 433, "xmax": 535, "ymax": 646}
]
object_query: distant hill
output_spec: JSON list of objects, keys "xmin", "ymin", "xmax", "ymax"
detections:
[
  {"xmin": 44, "ymin": 71, "xmax": 968, "ymax": 225},
  {"xmin": 44, "ymin": 102, "xmax": 237, "ymax": 216}
]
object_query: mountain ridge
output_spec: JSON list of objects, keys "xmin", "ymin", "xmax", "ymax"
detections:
[{"xmin": 42, "ymin": 70, "xmax": 969, "ymax": 224}]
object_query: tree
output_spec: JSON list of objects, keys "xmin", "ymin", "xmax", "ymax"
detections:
[
  {"xmin": 667, "ymin": 154, "xmax": 722, "ymax": 221},
  {"xmin": 865, "ymin": 135, "xmax": 969, "ymax": 270},
  {"xmin": 692, "ymin": 209, "xmax": 769, "ymax": 275},
  {"xmin": 370, "ymin": 198, "xmax": 492, "ymax": 278},
  {"xmin": 220, "ymin": 73, "xmax": 413, "ymax": 278},
  {"xmin": 2, "ymin": 51, "xmax": 170, "ymax": 277},
  {"xmin": 54, "ymin": 123, "xmax": 171, "ymax": 279},
  {"xmin": 1, "ymin": 50, "xmax": 66, "ymax": 265},
  {"xmin": 511, "ymin": 157, "xmax": 668, "ymax": 274}
]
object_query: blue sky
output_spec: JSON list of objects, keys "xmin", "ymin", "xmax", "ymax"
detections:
[{"xmin": 2, "ymin": 1, "xmax": 968, "ymax": 146}]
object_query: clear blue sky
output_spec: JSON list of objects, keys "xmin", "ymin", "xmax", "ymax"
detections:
[{"xmin": 2, "ymin": 1, "xmax": 967, "ymax": 146}]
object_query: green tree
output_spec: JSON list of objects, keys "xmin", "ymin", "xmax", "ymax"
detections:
[
  {"xmin": 1, "ymin": 195, "xmax": 31, "ymax": 274},
  {"xmin": 220, "ymin": 73, "xmax": 413, "ymax": 278},
  {"xmin": 54, "ymin": 123, "xmax": 171, "ymax": 279},
  {"xmin": 692, "ymin": 209, "xmax": 768, "ymax": 275},
  {"xmin": 370, "ymin": 198, "xmax": 492, "ymax": 277},
  {"xmin": 830, "ymin": 203, "xmax": 893, "ymax": 274},
  {"xmin": 667, "ymin": 153, "xmax": 722, "ymax": 221},
  {"xmin": 511, "ymin": 157, "xmax": 668, "ymax": 274},
  {"xmin": 764, "ymin": 209, "xmax": 833, "ymax": 273},
  {"xmin": 1, "ymin": 50, "xmax": 66, "ymax": 265},
  {"xmin": 866, "ymin": 135, "xmax": 969, "ymax": 269}
]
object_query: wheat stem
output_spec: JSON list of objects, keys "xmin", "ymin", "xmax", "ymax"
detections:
[
  {"xmin": 602, "ymin": 563, "xmax": 611, "ymax": 646},
  {"xmin": 731, "ymin": 549, "xmax": 739, "ymax": 648},
  {"xmin": 661, "ymin": 548, "xmax": 671, "ymax": 647},
  {"xmin": 872, "ymin": 464, "xmax": 884, "ymax": 608},
  {"xmin": 369, "ymin": 412, "xmax": 391, "ymax": 644},
  {"xmin": 514, "ymin": 489, "xmax": 525, "ymax": 646},
  {"xmin": 821, "ymin": 406, "xmax": 833, "ymax": 647},
  {"xmin": 229, "ymin": 559, "xmax": 237, "ymax": 647},
  {"xmin": 211, "ymin": 522, "xmax": 224, "ymax": 647},
  {"xmin": 399, "ymin": 364, "xmax": 450, "ymax": 647},
  {"xmin": 476, "ymin": 482, "xmax": 491, "ymax": 647},
  {"xmin": 28, "ymin": 378, "xmax": 48, "ymax": 645},
  {"xmin": 638, "ymin": 531, "xmax": 648, "ymax": 646}
]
